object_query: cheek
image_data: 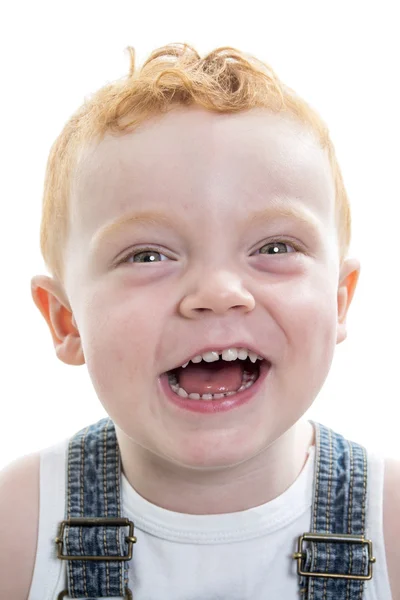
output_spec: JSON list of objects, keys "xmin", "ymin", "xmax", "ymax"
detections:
[
  {"xmin": 290, "ymin": 287, "xmax": 337, "ymax": 353},
  {"xmin": 272, "ymin": 276, "xmax": 338, "ymax": 395},
  {"xmin": 285, "ymin": 281, "xmax": 337, "ymax": 399},
  {"xmin": 78, "ymin": 286, "xmax": 164, "ymax": 403}
]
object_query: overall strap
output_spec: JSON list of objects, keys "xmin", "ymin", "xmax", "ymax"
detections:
[
  {"xmin": 55, "ymin": 418, "xmax": 136, "ymax": 599},
  {"xmin": 295, "ymin": 421, "xmax": 376, "ymax": 599}
]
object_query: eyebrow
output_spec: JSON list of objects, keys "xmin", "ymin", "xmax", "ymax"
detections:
[
  {"xmin": 90, "ymin": 211, "xmax": 179, "ymax": 252},
  {"xmin": 246, "ymin": 202, "xmax": 320, "ymax": 230},
  {"xmin": 90, "ymin": 201, "xmax": 320, "ymax": 251}
]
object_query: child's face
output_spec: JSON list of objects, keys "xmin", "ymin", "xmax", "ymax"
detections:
[{"xmin": 49, "ymin": 106, "xmax": 359, "ymax": 468}]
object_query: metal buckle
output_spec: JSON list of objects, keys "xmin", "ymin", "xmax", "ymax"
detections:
[
  {"xmin": 293, "ymin": 532, "xmax": 376, "ymax": 580},
  {"xmin": 57, "ymin": 586, "xmax": 132, "ymax": 599},
  {"xmin": 55, "ymin": 517, "xmax": 137, "ymax": 561}
]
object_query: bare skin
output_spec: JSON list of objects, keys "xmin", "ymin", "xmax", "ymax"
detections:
[
  {"xmin": 31, "ymin": 106, "xmax": 359, "ymax": 511},
  {"xmin": 21, "ymin": 106, "xmax": 399, "ymax": 596}
]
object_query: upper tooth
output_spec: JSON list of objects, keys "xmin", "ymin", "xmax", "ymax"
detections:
[
  {"xmin": 221, "ymin": 349, "xmax": 238, "ymax": 361},
  {"xmin": 192, "ymin": 354, "xmax": 205, "ymax": 363},
  {"xmin": 248, "ymin": 351, "xmax": 259, "ymax": 364},
  {"xmin": 181, "ymin": 348, "xmax": 263, "ymax": 368},
  {"xmin": 200, "ymin": 351, "xmax": 220, "ymax": 363}
]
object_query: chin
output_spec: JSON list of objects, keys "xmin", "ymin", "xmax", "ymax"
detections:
[{"xmin": 164, "ymin": 433, "xmax": 265, "ymax": 471}]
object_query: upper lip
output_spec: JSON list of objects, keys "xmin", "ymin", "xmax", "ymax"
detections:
[{"xmin": 164, "ymin": 342, "xmax": 270, "ymax": 373}]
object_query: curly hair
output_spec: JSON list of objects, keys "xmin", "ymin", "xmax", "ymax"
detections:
[{"xmin": 40, "ymin": 42, "xmax": 351, "ymax": 285}]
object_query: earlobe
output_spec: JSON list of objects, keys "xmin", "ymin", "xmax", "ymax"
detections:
[
  {"xmin": 30, "ymin": 275, "xmax": 85, "ymax": 366},
  {"xmin": 336, "ymin": 258, "xmax": 361, "ymax": 344}
]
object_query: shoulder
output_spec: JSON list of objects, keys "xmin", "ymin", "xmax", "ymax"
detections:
[
  {"xmin": 0, "ymin": 452, "xmax": 40, "ymax": 600},
  {"xmin": 383, "ymin": 456, "xmax": 400, "ymax": 599}
]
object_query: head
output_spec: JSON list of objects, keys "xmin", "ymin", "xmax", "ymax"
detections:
[{"xmin": 31, "ymin": 43, "xmax": 359, "ymax": 469}]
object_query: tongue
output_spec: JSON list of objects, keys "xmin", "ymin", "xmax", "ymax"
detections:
[{"xmin": 178, "ymin": 361, "xmax": 243, "ymax": 395}]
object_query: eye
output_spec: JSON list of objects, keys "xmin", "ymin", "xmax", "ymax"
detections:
[
  {"xmin": 257, "ymin": 240, "xmax": 298, "ymax": 255},
  {"xmin": 117, "ymin": 239, "xmax": 300, "ymax": 266},
  {"xmin": 118, "ymin": 248, "xmax": 169, "ymax": 265}
]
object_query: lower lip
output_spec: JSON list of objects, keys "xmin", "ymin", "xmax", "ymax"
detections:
[{"xmin": 158, "ymin": 361, "xmax": 271, "ymax": 414}]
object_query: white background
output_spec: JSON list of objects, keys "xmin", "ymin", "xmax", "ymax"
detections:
[{"xmin": 1, "ymin": 0, "xmax": 399, "ymax": 469}]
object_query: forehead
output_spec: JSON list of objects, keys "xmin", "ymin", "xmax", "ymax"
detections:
[{"xmin": 70, "ymin": 106, "xmax": 335, "ymax": 240}]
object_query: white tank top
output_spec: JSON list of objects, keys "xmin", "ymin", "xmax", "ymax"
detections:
[{"xmin": 27, "ymin": 438, "xmax": 392, "ymax": 599}]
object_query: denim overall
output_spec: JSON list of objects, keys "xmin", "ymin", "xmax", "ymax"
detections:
[{"xmin": 55, "ymin": 418, "xmax": 376, "ymax": 599}]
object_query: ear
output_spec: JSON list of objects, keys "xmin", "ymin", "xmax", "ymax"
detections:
[
  {"xmin": 336, "ymin": 258, "xmax": 361, "ymax": 345},
  {"xmin": 30, "ymin": 275, "xmax": 85, "ymax": 365}
]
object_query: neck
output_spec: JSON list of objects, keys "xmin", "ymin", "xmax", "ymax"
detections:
[{"xmin": 116, "ymin": 419, "xmax": 315, "ymax": 515}]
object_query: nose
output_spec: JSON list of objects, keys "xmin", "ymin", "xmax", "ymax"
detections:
[{"xmin": 179, "ymin": 270, "xmax": 256, "ymax": 318}]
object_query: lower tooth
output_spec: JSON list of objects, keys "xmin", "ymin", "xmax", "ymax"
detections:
[
  {"xmin": 237, "ymin": 377, "xmax": 256, "ymax": 392},
  {"xmin": 169, "ymin": 372, "xmax": 258, "ymax": 400}
]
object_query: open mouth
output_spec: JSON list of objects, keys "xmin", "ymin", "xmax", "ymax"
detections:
[{"xmin": 166, "ymin": 357, "xmax": 261, "ymax": 401}]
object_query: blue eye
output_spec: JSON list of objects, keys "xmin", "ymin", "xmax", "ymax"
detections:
[
  {"xmin": 117, "ymin": 239, "xmax": 299, "ymax": 266},
  {"xmin": 119, "ymin": 249, "xmax": 168, "ymax": 264},
  {"xmin": 258, "ymin": 241, "xmax": 297, "ymax": 255}
]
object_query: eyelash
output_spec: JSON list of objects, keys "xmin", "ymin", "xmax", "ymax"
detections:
[{"xmin": 117, "ymin": 239, "xmax": 302, "ymax": 265}]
